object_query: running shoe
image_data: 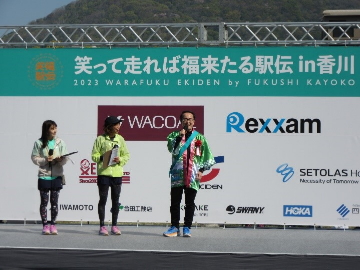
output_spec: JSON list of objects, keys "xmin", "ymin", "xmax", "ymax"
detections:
[
  {"xmin": 183, "ymin": 227, "xmax": 191, "ymax": 237},
  {"xmin": 163, "ymin": 226, "xmax": 180, "ymax": 237},
  {"xmin": 111, "ymin": 226, "xmax": 121, "ymax": 235},
  {"xmin": 99, "ymin": 226, "xmax": 109, "ymax": 236},
  {"xmin": 50, "ymin": 224, "xmax": 58, "ymax": 235},
  {"xmin": 42, "ymin": 224, "xmax": 50, "ymax": 235}
]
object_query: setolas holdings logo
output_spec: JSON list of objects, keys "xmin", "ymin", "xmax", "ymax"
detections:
[{"xmin": 98, "ymin": 105, "xmax": 204, "ymax": 141}]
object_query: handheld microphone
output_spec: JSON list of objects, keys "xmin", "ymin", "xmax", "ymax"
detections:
[
  {"xmin": 181, "ymin": 124, "xmax": 187, "ymax": 137},
  {"xmin": 48, "ymin": 149, "xmax": 54, "ymax": 176}
]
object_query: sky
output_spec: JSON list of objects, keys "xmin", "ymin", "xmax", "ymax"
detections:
[{"xmin": 0, "ymin": 0, "xmax": 75, "ymax": 26}]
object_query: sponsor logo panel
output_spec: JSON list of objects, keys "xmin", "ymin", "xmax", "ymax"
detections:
[
  {"xmin": 98, "ymin": 105, "xmax": 204, "ymax": 141},
  {"xmin": 283, "ymin": 205, "xmax": 313, "ymax": 217},
  {"xmin": 79, "ymin": 159, "xmax": 131, "ymax": 184},
  {"xmin": 276, "ymin": 163, "xmax": 360, "ymax": 185},
  {"xmin": 337, "ymin": 204, "xmax": 350, "ymax": 218},
  {"xmin": 28, "ymin": 53, "xmax": 63, "ymax": 90},
  {"xmin": 226, "ymin": 112, "xmax": 321, "ymax": 134},
  {"xmin": 60, "ymin": 204, "xmax": 94, "ymax": 211},
  {"xmin": 116, "ymin": 203, "xmax": 153, "ymax": 213},
  {"xmin": 200, "ymin": 156, "xmax": 224, "ymax": 190},
  {"xmin": 226, "ymin": 205, "xmax": 265, "ymax": 215},
  {"xmin": 181, "ymin": 204, "xmax": 209, "ymax": 217}
]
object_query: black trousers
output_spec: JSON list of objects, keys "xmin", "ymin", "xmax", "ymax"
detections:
[{"xmin": 170, "ymin": 186, "xmax": 197, "ymax": 229}]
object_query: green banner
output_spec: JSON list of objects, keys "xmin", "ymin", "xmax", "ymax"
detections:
[{"xmin": 0, "ymin": 47, "xmax": 358, "ymax": 96}]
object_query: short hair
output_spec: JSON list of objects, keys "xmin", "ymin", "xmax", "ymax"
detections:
[{"xmin": 180, "ymin": 110, "xmax": 196, "ymax": 120}]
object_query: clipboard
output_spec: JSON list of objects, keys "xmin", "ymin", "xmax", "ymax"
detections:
[
  {"xmin": 62, "ymin": 151, "xmax": 78, "ymax": 157},
  {"xmin": 102, "ymin": 150, "xmax": 112, "ymax": 169},
  {"xmin": 102, "ymin": 146, "xmax": 119, "ymax": 169}
]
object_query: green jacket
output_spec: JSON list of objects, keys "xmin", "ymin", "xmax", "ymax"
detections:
[
  {"xmin": 91, "ymin": 134, "xmax": 130, "ymax": 177},
  {"xmin": 167, "ymin": 131, "xmax": 215, "ymax": 191}
]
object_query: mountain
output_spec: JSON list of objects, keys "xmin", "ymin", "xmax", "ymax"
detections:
[{"xmin": 32, "ymin": 0, "xmax": 360, "ymax": 25}]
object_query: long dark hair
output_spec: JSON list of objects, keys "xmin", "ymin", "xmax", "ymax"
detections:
[{"xmin": 40, "ymin": 120, "xmax": 57, "ymax": 149}]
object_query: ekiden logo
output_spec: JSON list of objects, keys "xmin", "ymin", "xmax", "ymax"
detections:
[
  {"xmin": 200, "ymin": 156, "xmax": 224, "ymax": 190},
  {"xmin": 226, "ymin": 112, "xmax": 321, "ymax": 133},
  {"xmin": 28, "ymin": 53, "xmax": 63, "ymax": 90},
  {"xmin": 79, "ymin": 159, "xmax": 131, "ymax": 184}
]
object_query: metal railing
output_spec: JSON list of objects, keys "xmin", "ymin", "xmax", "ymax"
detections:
[{"xmin": 0, "ymin": 22, "xmax": 359, "ymax": 47}]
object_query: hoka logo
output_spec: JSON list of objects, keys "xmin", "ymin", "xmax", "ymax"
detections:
[{"xmin": 283, "ymin": 205, "xmax": 312, "ymax": 217}]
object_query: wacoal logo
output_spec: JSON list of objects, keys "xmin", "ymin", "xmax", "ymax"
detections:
[
  {"xmin": 98, "ymin": 105, "xmax": 204, "ymax": 141},
  {"xmin": 28, "ymin": 53, "xmax": 63, "ymax": 90}
]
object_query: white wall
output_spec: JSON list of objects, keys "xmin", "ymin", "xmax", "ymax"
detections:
[{"xmin": 1, "ymin": 96, "xmax": 359, "ymax": 227}]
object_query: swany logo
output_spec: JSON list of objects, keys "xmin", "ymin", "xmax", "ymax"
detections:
[
  {"xmin": 28, "ymin": 53, "xmax": 63, "ymax": 90},
  {"xmin": 98, "ymin": 105, "xmax": 204, "ymax": 141},
  {"xmin": 226, "ymin": 112, "xmax": 321, "ymax": 133},
  {"xmin": 226, "ymin": 205, "xmax": 265, "ymax": 214}
]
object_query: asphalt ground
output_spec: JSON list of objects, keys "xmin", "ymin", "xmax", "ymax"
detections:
[
  {"xmin": 1, "ymin": 224, "xmax": 360, "ymax": 269},
  {"xmin": 1, "ymin": 224, "xmax": 360, "ymax": 254}
]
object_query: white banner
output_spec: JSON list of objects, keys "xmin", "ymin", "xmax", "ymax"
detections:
[{"xmin": 1, "ymin": 96, "xmax": 360, "ymax": 227}]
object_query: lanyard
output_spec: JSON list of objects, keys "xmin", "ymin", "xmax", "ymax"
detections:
[{"xmin": 169, "ymin": 131, "xmax": 198, "ymax": 174}]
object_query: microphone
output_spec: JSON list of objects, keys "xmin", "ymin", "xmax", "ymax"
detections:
[
  {"xmin": 181, "ymin": 124, "xmax": 187, "ymax": 137},
  {"xmin": 48, "ymin": 149, "xmax": 54, "ymax": 172}
]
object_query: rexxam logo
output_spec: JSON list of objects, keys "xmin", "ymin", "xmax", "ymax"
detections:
[{"xmin": 226, "ymin": 112, "xmax": 321, "ymax": 133}]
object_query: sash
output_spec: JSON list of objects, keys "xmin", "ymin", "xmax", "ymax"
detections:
[{"xmin": 169, "ymin": 131, "xmax": 199, "ymax": 175}]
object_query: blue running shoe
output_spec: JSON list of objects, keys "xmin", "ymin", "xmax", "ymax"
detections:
[
  {"xmin": 183, "ymin": 227, "xmax": 191, "ymax": 237},
  {"xmin": 163, "ymin": 226, "xmax": 180, "ymax": 237}
]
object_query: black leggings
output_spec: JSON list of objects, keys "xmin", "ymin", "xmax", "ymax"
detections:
[
  {"xmin": 98, "ymin": 183, "xmax": 121, "ymax": 227},
  {"xmin": 39, "ymin": 188, "xmax": 60, "ymax": 226}
]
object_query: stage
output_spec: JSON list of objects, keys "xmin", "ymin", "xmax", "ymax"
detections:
[{"xmin": 1, "ymin": 224, "xmax": 360, "ymax": 269}]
